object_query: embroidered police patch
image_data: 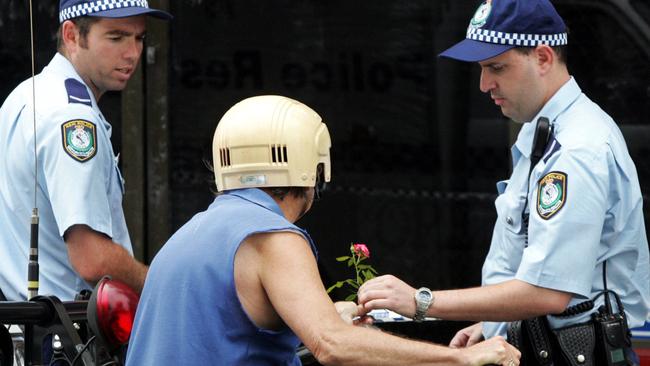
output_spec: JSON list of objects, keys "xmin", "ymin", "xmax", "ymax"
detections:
[
  {"xmin": 537, "ymin": 171, "xmax": 567, "ymax": 220},
  {"xmin": 470, "ymin": 0, "xmax": 492, "ymax": 28},
  {"xmin": 61, "ymin": 120, "xmax": 97, "ymax": 162}
]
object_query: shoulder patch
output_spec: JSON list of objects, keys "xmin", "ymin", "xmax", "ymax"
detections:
[
  {"xmin": 537, "ymin": 171, "xmax": 567, "ymax": 220},
  {"xmin": 64, "ymin": 78, "xmax": 92, "ymax": 107},
  {"xmin": 61, "ymin": 120, "xmax": 97, "ymax": 162}
]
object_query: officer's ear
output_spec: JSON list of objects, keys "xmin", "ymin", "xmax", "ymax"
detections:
[
  {"xmin": 534, "ymin": 44, "xmax": 555, "ymax": 76},
  {"xmin": 61, "ymin": 20, "xmax": 82, "ymax": 54}
]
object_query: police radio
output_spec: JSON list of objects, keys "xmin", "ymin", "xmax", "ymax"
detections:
[
  {"xmin": 531, "ymin": 117, "xmax": 552, "ymax": 165},
  {"xmin": 555, "ymin": 261, "xmax": 632, "ymax": 365},
  {"xmin": 591, "ymin": 262, "xmax": 632, "ymax": 366},
  {"xmin": 522, "ymin": 117, "xmax": 552, "ymax": 248}
]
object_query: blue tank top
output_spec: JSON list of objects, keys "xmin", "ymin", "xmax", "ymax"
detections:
[{"xmin": 126, "ymin": 188, "xmax": 317, "ymax": 365}]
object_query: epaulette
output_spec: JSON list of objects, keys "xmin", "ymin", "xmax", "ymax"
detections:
[
  {"xmin": 64, "ymin": 78, "xmax": 92, "ymax": 107},
  {"xmin": 542, "ymin": 135, "xmax": 562, "ymax": 163}
]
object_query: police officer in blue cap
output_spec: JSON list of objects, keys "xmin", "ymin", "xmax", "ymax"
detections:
[
  {"xmin": 358, "ymin": 0, "xmax": 649, "ymax": 364},
  {"xmin": 0, "ymin": 1, "xmax": 171, "ymax": 302}
]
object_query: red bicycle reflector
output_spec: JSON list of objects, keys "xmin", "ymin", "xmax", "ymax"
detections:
[{"xmin": 88, "ymin": 276, "xmax": 139, "ymax": 350}]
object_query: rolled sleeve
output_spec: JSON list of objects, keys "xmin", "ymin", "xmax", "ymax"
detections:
[
  {"xmin": 516, "ymin": 145, "xmax": 610, "ymax": 298},
  {"xmin": 40, "ymin": 106, "xmax": 114, "ymax": 239}
]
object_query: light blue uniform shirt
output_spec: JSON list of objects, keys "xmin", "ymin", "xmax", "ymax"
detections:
[
  {"xmin": 0, "ymin": 53, "xmax": 132, "ymax": 300},
  {"xmin": 482, "ymin": 77, "xmax": 650, "ymax": 338}
]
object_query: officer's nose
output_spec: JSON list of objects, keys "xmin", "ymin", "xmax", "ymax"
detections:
[
  {"xmin": 479, "ymin": 68, "xmax": 495, "ymax": 94},
  {"xmin": 124, "ymin": 38, "xmax": 142, "ymax": 62}
]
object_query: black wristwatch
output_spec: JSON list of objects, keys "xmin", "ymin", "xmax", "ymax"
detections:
[{"xmin": 413, "ymin": 287, "xmax": 434, "ymax": 322}]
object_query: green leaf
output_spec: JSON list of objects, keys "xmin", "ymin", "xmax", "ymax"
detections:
[
  {"xmin": 325, "ymin": 281, "xmax": 345, "ymax": 293},
  {"xmin": 347, "ymin": 258, "xmax": 354, "ymax": 267},
  {"xmin": 335, "ymin": 256, "xmax": 350, "ymax": 262},
  {"xmin": 345, "ymin": 293, "xmax": 358, "ymax": 301},
  {"xmin": 363, "ymin": 270, "xmax": 376, "ymax": 281},
  {"xmin": 367, "ymin": 267, "xmax": 379, "ymax": 274},
  {"xmin": 344, "ymin": 279, "xmax": 360, "ymax": 288},
  {"xmin": 357, "ymin": 264, "xmax": 371, "ymax": 270}
]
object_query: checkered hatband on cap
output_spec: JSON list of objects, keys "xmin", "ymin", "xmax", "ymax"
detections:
[
  {"xmin": 59, "ymin": 0, "xmax": 150, "ymax": 22},
  {"xmin": 467, "ymin": 27, "xmax": 568, "ymax": 47}
]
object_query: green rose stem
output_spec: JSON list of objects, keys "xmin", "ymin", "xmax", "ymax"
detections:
[{"xmin": 327, "ymin": 243, "xmax": 378, "ymax": 301}]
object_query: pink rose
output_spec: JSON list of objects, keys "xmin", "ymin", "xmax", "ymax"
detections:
[{"xmin": 352, "ymin": 243, "xmax": 370, "ymax": 258}]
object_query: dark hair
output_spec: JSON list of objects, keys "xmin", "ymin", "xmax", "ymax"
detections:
[
  {"xmin": 267, "ymin": 187, "xmax": 309, "ymax": 201},
  {"xmin": 56, "ymin": 17, "xmax": 101, "ymax": 51},
  {"xmin": 513, "ymin": 45, "xmax": 568, "ymax": 64},
  {"xmin": 213, "ymin": 186, "xmax": 308, "ymax": 200}
]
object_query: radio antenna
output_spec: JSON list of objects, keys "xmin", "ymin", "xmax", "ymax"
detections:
[{"xmin": 27, "ymin": 0, "xmax": 40, "ymax": 300}]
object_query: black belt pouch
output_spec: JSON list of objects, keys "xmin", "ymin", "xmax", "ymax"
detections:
[
  {"xmin": 552, "ymin": 321, "xmax": 596, "ymax": 366},
  {"xmin": 507, "ymin": 317, "xmax": 555, "ymax": 365},
  {"xmin": 508, "ymin": 317, "xmax": 597, "ymax": 366}
]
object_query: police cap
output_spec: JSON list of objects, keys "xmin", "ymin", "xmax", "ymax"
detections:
[
  {"xmin": 440, "ymin": 0, "xmax": 567, "ymax": 62},
  {"xmin": 59, "ymin": 0, "xmax": 172, "ymax": 23}
]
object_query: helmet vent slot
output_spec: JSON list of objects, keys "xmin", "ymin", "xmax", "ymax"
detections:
[
  {"xmin": 271, "ymin": 145, "xmax": 288, "ymax": 164},
  {"xmin": 220, "ymin": 148, "xmax": 231, "ymax": 167}
]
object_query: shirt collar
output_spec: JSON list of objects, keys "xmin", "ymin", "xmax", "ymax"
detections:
[
  {"xmin": 514, "ymin": 77, "xmax": 582, "ymax": 158},
  {"xmin": 225, "ymin": 188, "xmax": 286, "ymax": 217}
]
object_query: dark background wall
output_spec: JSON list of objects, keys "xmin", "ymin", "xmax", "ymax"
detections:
[
  {"xmin": 2, "ymin": 0, "xmax": 649, "ymax": 304},
  {"xmin": 166, "ymin": 0, "xmax": 650, "ymax": 297}
]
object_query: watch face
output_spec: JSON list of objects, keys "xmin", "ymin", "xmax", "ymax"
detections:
[{"xmin": 417, "ymin": 291, "xmax": 431, "ymax": 302}]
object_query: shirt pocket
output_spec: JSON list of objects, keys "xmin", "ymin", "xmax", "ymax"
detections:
[
  {"xmin": 495, "ymin": 191, "xmax": 526, "ymax": 237},
  {"xmin": 493, "ymin": 192, "xmax": 528, "ymax": 271}
]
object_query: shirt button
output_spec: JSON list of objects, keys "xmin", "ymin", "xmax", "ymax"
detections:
[{"xmin": 506, "ymin": 216, "xmax": 514, "ymax": 225}]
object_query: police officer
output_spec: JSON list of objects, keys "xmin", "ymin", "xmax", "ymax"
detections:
[
  {"xmin": 0, "ymin": 1, "xmax": 171, "ymax": 301},
  {"xmin": 358, "ymin": 0, "xmax": 649, "ymax": 363},
  {"xmin": 126, "ymin": 95, "xmax": 520, "ymax": 366}
]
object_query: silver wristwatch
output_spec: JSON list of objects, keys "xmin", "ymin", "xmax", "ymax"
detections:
[{"xmin": 413, "ymin": 287, "xmax": 434, "ymax": 322}]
